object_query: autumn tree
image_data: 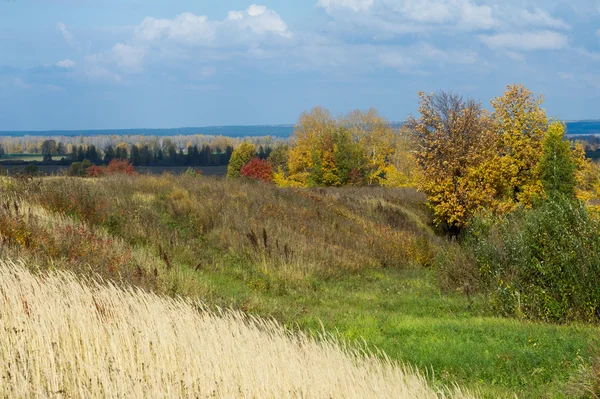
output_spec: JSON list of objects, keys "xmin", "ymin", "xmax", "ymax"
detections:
[
  {"xmin": 380, "ymin": 126, "xmax": 418, "ymax": 187},
  {"xmin": 268, "ymin": 144, "xmax": 289, "ymax": 172},
  {"xmin": 309, "ymin": 128, "xmax": 340, "ymax": 186},
  {"xmin": 342, "ymin": 108, "xmax": 396, "ymax": 185},
  {"xmin": 573, "ymin": 144, "xmax": 600, "ymax": 207},
  {"xmin": 287, "ymin": 107, "xmax": 335, "ymax": 187},
  {"xmin": 408, "ymin": 91, "xmax": 496, "ymax": 231},
  {"xmin": 227, "ymin": 142, "xmax": 256, "ymax": 178},
  {"xmin": 283, "ymin": 107, "xmax": 406, "ymax": 187},
  {"xmin": 240, "ymin": 158, "xmax": 274, "ymax": 182},
  {"xmin": 490, "ymin": 84, "xmax": 548, "ymax": 211}
]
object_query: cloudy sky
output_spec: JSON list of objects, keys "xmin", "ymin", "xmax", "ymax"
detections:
[{"xmin": 1, "ymin": 0, "xmax": 599, "ymax": 130}]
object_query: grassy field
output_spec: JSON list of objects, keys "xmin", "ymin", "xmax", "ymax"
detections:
[
  {"xmin": 0, "ymin": 153, "xmax": 45, "ymax": 162},
  {"xmin": 0, "ymin": 174, "xmax": 597, "ymax": 398},
  {"xmin": 0, "ymin": 260, "xmax": 475, "ymax": 398},
  {"xmin": 0, "ymin": 164, "xmax": 228, "ymax": 176},
  {"xmin": 192, "ymin": 261, "xmax": 598, "ymax": 398}
]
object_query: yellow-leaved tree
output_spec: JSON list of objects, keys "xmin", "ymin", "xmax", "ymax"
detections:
[
  {"xmin": 286, "ymin": 107, "xmax": 335, "ymax": 187},
  {"xmin": 227, "ymin": 142, "xmax": 256, "ymax": 178},
  {"xmin": 379, "ymin": 126, "xmax": 419, "ymax": 188},
  {"xmin": 408, "ymin": 92, "xmax": 496, "ymax": 232},
  {"xmin": 342, "ymin": 109, "xmax": 396, "ymax": 185},
  {"xmin": 487, "ymin": 84, "xmax": 548, "ymax": 212},
  {"xmin": 280, "ymin": 107, "xmax": 419, "ymax": 188}
]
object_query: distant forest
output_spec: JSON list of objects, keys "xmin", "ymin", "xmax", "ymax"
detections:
[
  {"xmin": 0, "ymin": 120, "xmax": 598, "ymax": 138},
  {"xmin": 0, "ymin": 120, "xmax": 599, "ymax": 168},
  {"xmin": 0, "ymin": 136, "xmax": 279, "ymax": 168}
]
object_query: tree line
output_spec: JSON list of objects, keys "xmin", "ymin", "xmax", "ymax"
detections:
[{"xmin": 1, "ymin": 139, "xmax": 280, "ymax": 168}]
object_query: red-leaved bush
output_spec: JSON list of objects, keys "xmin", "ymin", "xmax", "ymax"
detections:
[
  {"xmin": 87, "ymin": 160, "xmax": 136, "ymax": 178},
  {"xmin": 86, "ymin": 165, "xmax": 106, "ymax": 178},
  {"xmin": 240, "ymin": 158, "xmax": 273, "ymax": 182},
  {"xmin": 107, "ymin": 159, "xmax": 136, "ymax": 175}
]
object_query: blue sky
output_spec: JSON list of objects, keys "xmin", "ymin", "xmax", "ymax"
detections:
[{"xmin": 0, "ymin": 0, "xmax": 599, "ymax": 130}]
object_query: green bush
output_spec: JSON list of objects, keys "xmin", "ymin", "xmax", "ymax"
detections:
[{"xmin": 464, "ymin": 195, "xmax": 600, "ymax": 323}]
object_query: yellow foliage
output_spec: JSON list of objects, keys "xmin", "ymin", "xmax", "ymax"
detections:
[
  {"xmin": 409, "ymin": 91, "xmax": 497, "ymax": 229},
  {"xmin": 343, "ymin": 109, "xmax": 397, "ymax": 185},
  {"xmin": 286, "ymin": 107, "xmax": 334, "ymax": 186},
  {"xmin": 574, "ymin": 146, "xmax": 600, "ymax": 205},
  {"xmin": 379, "ymin": 164, "xmax": 414, "ymax": 188},
  {"xmin": 490, "ymin": 84, "xmax": 548, "ymax": 210},
  {"xmin": 285, "ymin": 107, "xmax": 419, "ymax": 188}
]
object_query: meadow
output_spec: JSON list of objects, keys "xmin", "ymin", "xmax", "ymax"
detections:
[
  {"xmin": 0, "ymin": 173, "xmax": 598, "ymax": 398},
  {"xmin": 0, "ymin": 164, "xmax": 228, "ymax": 176}
]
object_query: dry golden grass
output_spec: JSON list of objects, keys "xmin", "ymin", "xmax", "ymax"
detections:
[
  {"xmin": 0, "ymin": 259, "xmax": 474, "ymax": 398},
  {"xmin": 0, "ymin": 174, "xmax": 438, "ymax": 284}
]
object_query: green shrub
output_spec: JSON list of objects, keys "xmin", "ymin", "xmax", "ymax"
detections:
[{"xmin": 464, "ymin": 195, "xmax": 600, "ymax": 323}]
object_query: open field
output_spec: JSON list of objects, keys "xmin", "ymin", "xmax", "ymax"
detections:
[
  {"xmin": 0, "ymin": 174, "xmax": 598, "ymax": 398},
  {"xmin": 0, "ymin": 153, "xmax": 45, "ymax": 162},
  {"xmin": 0, "ymin": 164, "xmax": 228, "ymax": 176}
]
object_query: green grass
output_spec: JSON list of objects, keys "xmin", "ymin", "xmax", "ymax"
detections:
[{"xmin": 194, "ymin": 264, "xmax": 598, "ymax": 399}]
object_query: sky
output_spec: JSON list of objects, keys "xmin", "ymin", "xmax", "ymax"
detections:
[{"xmin": 0, "ymin": 0, "xmax": 599, "ymax": 130}]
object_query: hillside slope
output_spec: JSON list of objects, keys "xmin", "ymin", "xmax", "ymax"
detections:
[{"xmin": 0, "ymin": 260, "xmax": 473, "ymax": 399}]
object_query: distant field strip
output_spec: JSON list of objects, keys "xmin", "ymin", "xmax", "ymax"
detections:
[{"xmin": 0, "ymin": 260, "xmax": 474, "ymax": 399}]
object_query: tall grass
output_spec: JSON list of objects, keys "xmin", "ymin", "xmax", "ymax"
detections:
[
  {"xmin": 0, "ymin": 259, "xmax": 474, "ymax": 399},
  {"xmin": 0, "ymin": 175, "xmax": 438, "ymax": 285}
]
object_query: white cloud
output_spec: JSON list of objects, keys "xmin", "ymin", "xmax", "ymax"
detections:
[
  {"xmin": 379, "ymin": 51, "xmax": 412, "ymax": 68},
  {"xmin": 134, "ymin": 5, "xmax": 291, "ymax": 47},
  {"xmin": 57, "ymin": 22, "xmax": 79, "ymax": 48},
  {"xmin": 318, "ymin": 0, "xmax": 497, "ymax": 31},
  {"xmin": 318, "ymin": 0, "xmax": 374, "ymax": 13},
  {"xmin": 112, "ymin": 44, "xmax": 146, "ymax": 72},
  {"xmin": 379, "ymin": 42, "xmax": 477, "ymax": 71},
  {"xmin": 316, "ymin": 0, "xmax": 574, "ymax": 36},
  {"xmin": 515, "ymin": 8, "xmax": 570, "ymax": 29},
  {"xmin": 135, "ymin": 13, "xmax": 215, "ymax": 44},
  {"xmin": 247, "ymin": 4, "xmax": 267, "ymax": 17},
  {"xmin": 458, "ymin": 1, "xmax": 496, "ymax": 30},
  {"xmin": 480, "ymin": 30, "xmax": 568, "ymax": 50},
  {"xmin": 84, "ymin": 66, "xmax": 122, "ymax": 83},
  {"xmin": 56, "ymin": 59, "xmax": 76, "ymax": 68},
  {"xmin": 391, "ymin": 0, "xmax": 495, "ymax": 29}
]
